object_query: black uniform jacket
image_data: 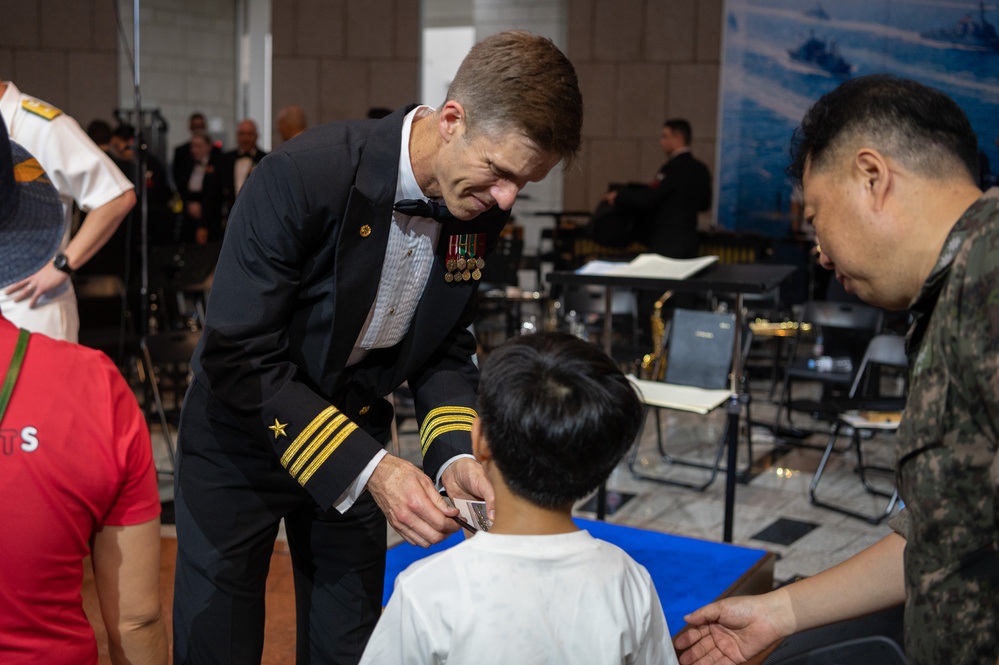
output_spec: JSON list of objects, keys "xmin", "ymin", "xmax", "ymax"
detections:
[
  {"xmin": 181, "ymin": 107, "xmax": 510, "ymax": 509},
  {"xmin": 616, "ymin": 151, "xmax": 711, "ymax": 259}
]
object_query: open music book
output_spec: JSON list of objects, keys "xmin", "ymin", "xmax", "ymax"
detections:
[
  {"xmin": 576, "ymin": 253, "xmax": 719, "ymax": 280},
  {"xmin": 627, "ymin": 375, "xmax": 731, "ymax": 415}
]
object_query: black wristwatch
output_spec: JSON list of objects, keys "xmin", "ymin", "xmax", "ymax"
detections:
[{"xmin": 53, "ymin": 253, "xmax": 75, "ymax": 276}]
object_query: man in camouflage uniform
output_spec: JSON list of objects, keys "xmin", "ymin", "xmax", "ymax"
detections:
[{"xmin": 674, "ymin": 75, "xmax": 998, "ymax": 665}]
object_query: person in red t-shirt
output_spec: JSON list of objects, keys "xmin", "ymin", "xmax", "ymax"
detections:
[{"xmin": 0, "ymin": 115, "xmax": 167, "ymax": 665}]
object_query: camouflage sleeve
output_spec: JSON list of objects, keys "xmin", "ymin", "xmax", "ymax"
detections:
[{"xmin": 887, "ymin": 509, "xmax": 910, "ymax": 539}]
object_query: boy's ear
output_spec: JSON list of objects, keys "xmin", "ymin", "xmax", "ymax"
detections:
[{"xmin": 471, "ymin": 417, "xmax": 491, "ymax": 463}]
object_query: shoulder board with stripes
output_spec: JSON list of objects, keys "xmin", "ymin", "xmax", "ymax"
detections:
[{"xmin": 21, "ymin": 98, "xmax": 63, "ymax": 120}]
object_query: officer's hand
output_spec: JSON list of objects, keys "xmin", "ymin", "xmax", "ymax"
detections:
[
  {"xmin": 440, "ymin": 457, "xmax": 496, "ymax": 523},
  {"xmin": 366, "ymin": 454, "xmax": 459, "ymax": 548},
  {"xmin": 4, "ymin": 263, "xmax": 70, "ymax": 308}
]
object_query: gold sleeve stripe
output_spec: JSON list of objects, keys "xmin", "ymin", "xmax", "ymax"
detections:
[
  {"xmin": 298, "ymin": 421, "xmax": 358, "ymax": 485},
  {"xmin": 419, "ymin": 406, "xmax": 477, "ymax": 440},
  {"xmin": 420, "ymin": 422, "xmax": 473, "ymax": 456},
  {"xmin": 288, "ymin": 413, "xmax": 349, "ymax": 476},
  {"xmin": 280, "ymin": 405, "xmax": 339, "ymax": 467}
]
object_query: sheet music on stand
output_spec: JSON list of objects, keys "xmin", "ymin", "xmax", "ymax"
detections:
[{"xmin": 575, "ymin": 253, "xmax": 719, "ymax": 280}]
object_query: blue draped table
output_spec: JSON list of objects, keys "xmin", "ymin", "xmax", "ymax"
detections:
[{"xmin": 384, "ymin": 517, "xmax": 774, "ymax": 638}]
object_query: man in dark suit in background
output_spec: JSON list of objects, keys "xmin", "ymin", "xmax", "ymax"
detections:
[
  {"xmin": 219, "ymin": 118, "xmax": 266, "ymax": 219},
  {"xmin": 172, "ymin": 31, "xmax": 583, "ymax": 665},
  {"xmin": 171, "ymin": 112, "xmax": 219, "ymax": 194},
  {"xmin": 606, "ymin": 119, "xmax": 713, "ymax": 343},
  {"xmin": 606, "ymin": 118, "xmax": 712, "ymax": 259}
]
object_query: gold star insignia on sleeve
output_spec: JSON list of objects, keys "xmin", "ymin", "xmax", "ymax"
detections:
[{"xmin": 268, "ymin": 418, "xmax": 289, "ymax": 438}]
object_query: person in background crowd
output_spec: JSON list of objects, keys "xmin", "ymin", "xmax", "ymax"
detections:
[
  {"xmin": 219, "ymin": 118, "xmax": 267, "ymax": 219},
  {"xmin": 277, "ymin": 104, "xmax": 308, "ymax": 143}
]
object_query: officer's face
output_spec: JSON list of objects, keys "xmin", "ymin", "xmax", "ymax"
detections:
[
  {"xmin": 435, "ymin": 123, "xmax": 558, "ymax": 221},
  {"xmin": 803, "ymin": 156, "xmax": 909, "ymax": 309}
]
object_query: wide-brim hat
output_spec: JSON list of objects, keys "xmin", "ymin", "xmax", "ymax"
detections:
[{"xmin": 0, "ymin": 114, "xmax": 64, "ymax": 288}]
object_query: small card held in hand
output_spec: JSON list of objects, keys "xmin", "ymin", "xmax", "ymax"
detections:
[{"xmin": 453, "ymin": 498, "xmax": 492, "ymax": 532}]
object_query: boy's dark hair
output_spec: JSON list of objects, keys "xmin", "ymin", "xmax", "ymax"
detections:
[
  {"xmin": 664, "ymin": 118, "xmax": 692, "ymax": 146},
  {"xmin": 476, "ymin": 332, "xmax": 643, "ymax": 509},
  {"xmin": 788, "ymin": 74, "xmax": 979, "ymax": 187}
]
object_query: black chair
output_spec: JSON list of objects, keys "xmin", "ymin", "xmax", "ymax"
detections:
[
  {"xmin": 809, "ymin": 333, "xmax": 908, "ymax": 524},
  {"xmin": 772, "ymin": 300, "xmax": 884, "ymax": 443},
  {"xmin": 474, "ymin": 236, "xmax": 528, "ymax": 349},
  {"xmin": 148, "ymin": 242, "xmax": 221, "ymax": 331},
  {"xmin": 140, "ymin": 329, "xmax": 201, "ymax": 475},
  {"xmin": 627, "ymin": 309, "xmax": 755, "ymax": 491},
  {"xmin": 75, "ymin": 274, "xmax": 137, "ymax": 368}
]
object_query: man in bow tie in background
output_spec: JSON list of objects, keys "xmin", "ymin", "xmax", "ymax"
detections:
[
  {"xmin": 219, "ymin": 118, "xmax": 266, "ymax": 220},
  {"xmin": 172, "ymin": 30, "xmax": 583, "ymax": 665}
]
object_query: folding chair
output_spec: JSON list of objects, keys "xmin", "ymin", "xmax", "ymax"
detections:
[
  {"xmin": 627, "ymin": 309, "xmax": 754, "ymax": 491},
  {"xmin": 139, "ymin": 330, "xmax": 201, "ymax": 475},
  {"xmin": 148, "ymin": 242, "xmax": 221, "ymax": 331},
  {"xmin": 809, "ymin": 333, "xmax": 908, "ymax": 524},
  {"xmin": 772, "ymin": 300, "xmax": 883, "ymax": 443},
  {"xmin": 75, "ymin": 274, "xmax": 137, "ymax": 368},
  {"xmin": 474, "ymin": 236, "xmax": 527, "ymax": 348}
]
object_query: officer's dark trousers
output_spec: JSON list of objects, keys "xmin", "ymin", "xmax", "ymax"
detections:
[{"xmin": 172, "ymin": 380, "xmax": 387, "ymax": 665}]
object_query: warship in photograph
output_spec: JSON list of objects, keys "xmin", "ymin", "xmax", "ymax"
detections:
[
  {"xmin": 921, "ymin": 2, "xmax": 999, "ymax": 51},
  {"xmin": 804, "ymin": 3, "xmax": 831, "ymax": 20},
  {"xmin": 788, "ymin": 31, "xmax": 852, "ymax": 76}
]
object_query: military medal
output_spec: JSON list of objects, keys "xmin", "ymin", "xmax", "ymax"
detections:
[
  {"xmin": 468, "ymin": 233, "xmax": 486, "ymax": 281},
  {"xmin": 456, "ymin": 235, "xmax": 468, "ymax": 270},
  {"xmin": 445, "ymin": 236, "xmax": 459, "ymax": 279}
]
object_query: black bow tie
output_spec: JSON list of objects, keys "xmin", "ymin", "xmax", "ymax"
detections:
[{"xmin": 394, "ymin": 198, "xmax": 451, "ymax": 221}]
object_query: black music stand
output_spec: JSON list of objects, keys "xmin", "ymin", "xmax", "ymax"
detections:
[{"xmin": 548, "ymin": 262, "xmax": 797, "ymax": 543}]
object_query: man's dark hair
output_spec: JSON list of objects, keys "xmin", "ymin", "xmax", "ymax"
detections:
[
  {"xmin": 788, "ymin": 74, "xmax": 979, "ymax": 187},
  {"xmin": 86, "ymin": 119, "xmax": 113, "ymax": 146},
  {"xmin": 112, "ymin": 124, "xmax": 135, "ymax": 142},
  {"xmin": 664, "ymin": 118, "xmax": 692, "ymax": 145},
  {"xmin": 476, "ymin": 332, "xmax": 643, "ymax": 509}
]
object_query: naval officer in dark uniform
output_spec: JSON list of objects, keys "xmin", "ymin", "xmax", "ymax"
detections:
[{"xmin": 172, "ymin": 31, "xmax": 584, "ymax": 665}]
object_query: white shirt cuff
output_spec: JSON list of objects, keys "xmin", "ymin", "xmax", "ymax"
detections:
[
  {"xmin": 435, "ymin": 453, "xmax": 475, "ymax": 490},
  {"xmin": 332, "ymin": 449, "xmax": 388, "ymax": 514}
]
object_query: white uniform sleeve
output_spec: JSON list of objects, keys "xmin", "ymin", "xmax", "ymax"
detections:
[{"xmin": 42, "ymin": 113, "xmax": 133, "ymax": 212}]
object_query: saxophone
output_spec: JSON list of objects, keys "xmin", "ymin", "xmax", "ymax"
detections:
[{"xmin": 639, "ymin": 290, "xmax": 673, "ymax": 380}]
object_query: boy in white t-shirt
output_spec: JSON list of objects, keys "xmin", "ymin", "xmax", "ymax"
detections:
[{"xmin": 361, "ymin": 332, "xmax": 679, "ymax": 665}]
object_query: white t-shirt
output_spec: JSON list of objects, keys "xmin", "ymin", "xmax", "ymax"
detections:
[{"xmin": 360, "ymin": 529, "xmax": 679, "ymax": 665}]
